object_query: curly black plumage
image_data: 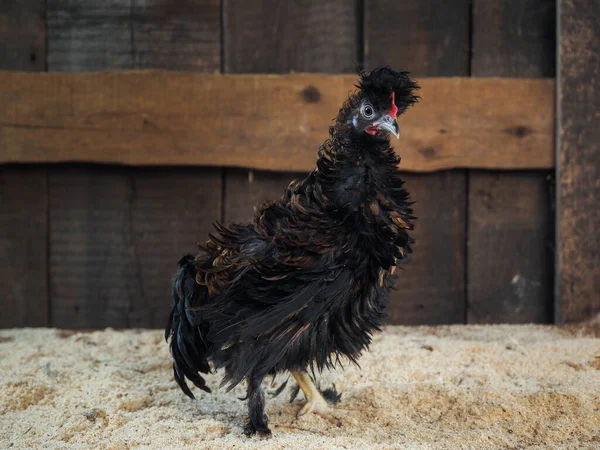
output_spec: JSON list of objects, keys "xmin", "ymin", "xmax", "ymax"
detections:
[
  {"xmin": 165, "ymin": 67, "xmax": 419, "ymax": 435},
  {"xmin": 356, "ymin": 66, "xmax": 420, "ymax": 116}
]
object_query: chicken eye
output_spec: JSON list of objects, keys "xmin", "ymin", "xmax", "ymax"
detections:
[{"xmin": 362, "ymin": 104, "xmax": 374, "ymax": 119}]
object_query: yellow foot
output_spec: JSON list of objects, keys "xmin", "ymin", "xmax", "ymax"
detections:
[{"xmin": 297, "ymin": 398, "xmax": 342, "ymax": 427}]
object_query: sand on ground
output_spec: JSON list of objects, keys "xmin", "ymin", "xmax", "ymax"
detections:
[{"xmin": 1, "ymin": 325, "xmax": 599, "ymax": 450}]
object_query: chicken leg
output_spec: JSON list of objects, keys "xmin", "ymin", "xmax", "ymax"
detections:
[
  {"xmin": 244, "ymin": 376, "xmax": 271, "ymax": 436},
  {"xmin": 291, "ymin": 371, "xmax": 341, "ymax": 426}
]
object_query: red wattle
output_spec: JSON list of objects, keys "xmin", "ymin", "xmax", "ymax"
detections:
[{"xmin": 365, "ymin": 126, "xmax": 379, "ymax": 135}]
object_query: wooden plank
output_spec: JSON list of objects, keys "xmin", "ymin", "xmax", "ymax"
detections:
[
  {"xmin": 47, "ymin": 2, "xmax": 223, "ymax": 328},
  {"xmin": 467, "ymin": 171, "xmax": 553, "ymax": 323},
  {"xmin": 0, "ymin": 167, "xmax": 48, "ymax": 328},
  {"xmin": 47, "ymin": 1, "xmax": 133, "ymax": 71},
  {"xmin": 225, "ymin": 169, "xmax": 298, "ymax": 224},
  {"xmin": 366, "ymin": 0, "xmax": 469, "ymax": 324},
  {"xmin": 224, "ymin": 0, "xmax": 359, "ymax": 73},
  {"xmin": 50, "ymin": 167, "xmax": 133, "ymax": 328},
  {"xmin": 468, "ymin": 0, "xmax": 555, "ymax": 324},
  {"xmin": 365, "ymin": 0, "xmax": 470, "ymax": 76},
  {"xmin": 0, "ymin": 1, "xmax": 48, "ymax": 328},
  {"xmin": 472, "ymin": 0, "xmax": 556, "ymax": 78},
  {"xmin": 557, "ymin": 0, "xmax": 600, "ymax": 322},
  {"xmin": 0, "ymin": 1, "xmax": 46, "ymax": 71},
  {"xmin": 127, "ymin": 169, "xmax": 221, "ymax": 327},
  {"xmin": 48, "ymin": 0, "xmax": 221, "ymax": 72},
  {"xmin": 0, "ymin": 72, "xmax": 555, "ymax": 172},
  {"xmin": 132, "ymin": 0, "xmax": 220, "ymax": 71},
  {"xmin": 50, "ymin": 166, "xmax": 221, "ymax": 328},
  {"xmin": 386, "ymin": 172, "xmax": 466, "ymax": 324}
]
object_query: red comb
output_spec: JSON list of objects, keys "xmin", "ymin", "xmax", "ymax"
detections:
[{"xmin": 388, "ymin": 92, "xmax": 398, "ymax": 117}]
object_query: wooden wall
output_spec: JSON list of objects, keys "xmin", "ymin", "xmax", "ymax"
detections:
[
  {"xmin": 557, "ymin": 0, "xmax": 600, "ymax": 322},
  {"xmin": 468, "ymin": 1, "xmax": 555, "ymax": 323},
  {"xmin": 1, "ymin": 1, "xmax": 48, "ymax": 327},
  {"xmin": 0, "ymin": 0, "xmax": 593, "ymax": 329}
]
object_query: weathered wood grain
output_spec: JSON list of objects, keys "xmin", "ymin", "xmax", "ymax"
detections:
[
  {"xmin": 126, "ymin": 169, "xmax": 221, "ymax": 327},
  {"xmin": 386, "ymin": 172, "xmax": 466, "ymax": 325},
  {"xmin": 46, "ymin": 1, "xmax": 223, "ymax": 328},
  {"xmin": 0, "ymin": 1, "xmax": 48, "ymax": 328},
  {"xmin": 47, "ymin": 1, "xmax": 133, "ymax": 71},
  {"xmin": 49, "ymin": 166, "xmax": 221, "ymax": 328},
  {"xmin": 0, "ymin": 1, "xmax": 46, "ymax": 71},
  {"xmin": 132, "ymin": 0, "xmax": 221, "ymax": 71},
  {"xmin": 557, "ymin": 0, "xmax": 600, "ymax": 322},
  {"xmin": 365, "ymin": 0, "xmax": 470, "ymax": 76},
  {"xmin": 224, "ymin": 0, "xmax": 359, "ymax": 73},
  {"xmin": 48, "ymin": 0, "xmax": 220, "ymax": 72},
  {"xmin": 0, "ymin": 167, "xmax": 48, "ymax": 328},
  {"xmin": 472, "ymin": 0, "xmax": 556, "ymax": 78},
  {"xmin": 468, "ymin": 0, "xmax": 555, "ymax": 324},
  {"xmin": 50, "ymin": 167, "xmax": 134, "ymax": 328},
  {"xmin": 468, "ymin": 171, "xmax": 553, "ymax": 323},
  {"xmin": 0, "ymin": 72, "xmax": 555, "ymax": 172},
  {"xmin": 224, "ymin": 169, "xmax": 298, "ymax": 224},
  {"xmin": 366, "ymin": 0, "xmax": 470, "ymax": 324}
]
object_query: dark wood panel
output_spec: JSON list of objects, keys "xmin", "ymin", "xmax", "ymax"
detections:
[
  {"xmin": 0, "ymin": 1, "xmax": 46, "ymax": 71},
  {"xmin": 50, "ymin": 166, "xmax": 221, "ymax": 328},
  {"xmin": 468, "ymin": 171, "xmax": 552, "ymax": 323},
  {"xmin": 472, "ymin": 0, "xmax": 556, "ymax": 77},
  {"xmin": 47, "ymin": 1, "xmax": 223, "ymax": 328},
  {"xmin": 47, "ymin": 0, "xmax": 220, "ymax": 71},
  {"xmin": 132, "ymin": 0, "xmax": 220, "ymax": 71},
  {"xmin": 127, "ymin": 169, "xmax": 221, "ymax": 327},
  {"xmin": 388, "ymin": 172, "xmax": 466, "ymax": 325},
  {"xmin": 557, "ymin": 0, "xmax": 600, "ymax": 322},
  {"xmin": 365, "ymin": 0, "xmax": 470, "ymax": 76},
  {"xmin": 469, "ymin": 0, "xmax": 555, "ymax": 324},
  {"xmin": 50, "ymin": 167, "xmax": 134, "ymax": 328},
  {"xmin": 224, "ymin": 0, "xmax": 359, "ymax": 73},
  {"xmin": 0, "ymin": 167, "xmax": 48, "ymax": 328},
  {"xmin": 225, "ymin": 169, "xmax": 297, "ymax": 224},
  {"xmin": 0, "ymin": 1, "xmax": 48, "ymax": 328},
  {"xmin": 47, "ymin": 1, "xmax": 133, "ymax": 71},
  {"xmin": 365, "ymin": 0, "xmax": 469, "ymax": 324}
]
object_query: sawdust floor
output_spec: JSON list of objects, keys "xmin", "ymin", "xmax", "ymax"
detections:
[{"xmin": 1, "ymin": 325, "xmax": 599, "ymax": 450}]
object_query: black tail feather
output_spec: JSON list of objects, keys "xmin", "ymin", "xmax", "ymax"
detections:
[
  {"xmin": 320, "ymin": 384, "xmax": 342, "ymax": 404},
  {"xmin": 166, "ymin": 254, "xmax": 212, "ymax": 399}
]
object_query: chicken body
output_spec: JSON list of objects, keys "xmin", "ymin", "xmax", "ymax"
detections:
[{"xmin": 166, "ymin": 67, "xmax": 419, "ymax": 435}]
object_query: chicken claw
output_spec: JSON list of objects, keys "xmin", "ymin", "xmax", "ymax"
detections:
[
  {"xmin": 297, "ymin": 397, "xmax": 342, "ymax": 426},
  {"xmin": 291, "ymin": 371, "xmax": 342, "ymax": 427}
]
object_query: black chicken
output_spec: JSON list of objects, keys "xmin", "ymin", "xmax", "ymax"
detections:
[{"xmin": 165, "ymin": 67, "xmax": 419, "ymax": 436}]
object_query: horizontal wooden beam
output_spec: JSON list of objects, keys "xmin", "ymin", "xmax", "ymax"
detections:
[{"xmin": 0, "ymin": 72, "xmax": 554, "ymax": 172}]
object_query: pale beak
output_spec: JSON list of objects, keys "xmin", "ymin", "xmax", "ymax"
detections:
[{"xmin": 377, "ymin": 115, "xmax": 400, "ymax": 139}]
